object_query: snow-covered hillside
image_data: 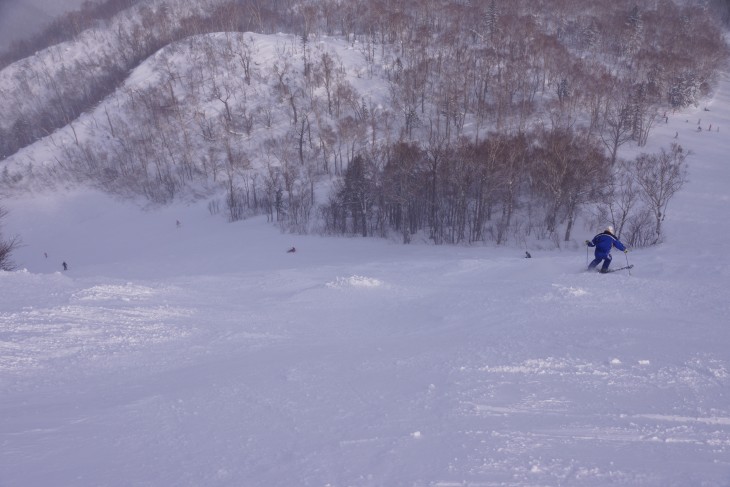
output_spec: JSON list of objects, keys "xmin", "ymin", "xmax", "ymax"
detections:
[
  {"xmin": 5, "ymin": 1, "xmax": 726, "ymax": 252},
  {"xmin": 1, "ymin": 58, "xmax": 729, "ymax": 487}
]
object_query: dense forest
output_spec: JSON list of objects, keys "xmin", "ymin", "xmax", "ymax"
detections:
[{"xmin": 0, "ymin": 0, "xmax": 727, "ymax": 248}]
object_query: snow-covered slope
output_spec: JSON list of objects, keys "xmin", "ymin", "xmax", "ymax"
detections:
[{"xmin": 1, "ymin": 77, "xmax": 730, "ymax": 487}]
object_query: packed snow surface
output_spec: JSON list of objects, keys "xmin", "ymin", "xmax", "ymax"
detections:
[{"xmin": 2, "ymin": 66, "xmax": 730, "ymax": 487}]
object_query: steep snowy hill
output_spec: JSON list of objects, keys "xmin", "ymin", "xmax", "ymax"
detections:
[
  {"xmin": 1, "ymin": 66, "xmax": 729, "ymax": 487},
  {"xmin": 4, "ymin": 0, "xmax": 726, "ymax": 252}
]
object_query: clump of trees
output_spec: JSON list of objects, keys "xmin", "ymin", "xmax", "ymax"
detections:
[
  {"xmin": 320, "ymin": 132, "xmax": 687, "ymax": 246},
  {"xmin": 598, "ymin": 143, "xmax": 689, "ymax": 247}
]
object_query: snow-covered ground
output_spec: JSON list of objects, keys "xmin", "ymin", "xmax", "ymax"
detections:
[{"xmin": 2, "ymin": 71, "xmax": 730, "ymax": 487}]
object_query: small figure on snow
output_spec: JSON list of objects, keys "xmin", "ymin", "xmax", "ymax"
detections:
[
  {"xmin": 287, "ymin": 247, "xmax": 296, "ymax": 253},
  {"xmin": 525, "ymin": 251, "xmax": 532, "ymax": 259},
  {"xmin": 62, "ymin": 261, "xmax": 68, "ymax": 271},
  {"xmin": 176, "ymin": 219, "xmax": 181, "ymax": 229},
  {"xmin": 585, "ymin": 226, "xmax": 627, "ymax": 273}
]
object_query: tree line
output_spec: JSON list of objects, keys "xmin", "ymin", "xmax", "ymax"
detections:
[
  {"xmin": 0, "ymin": 0, "xmax": 722, "ymax": 250},
  {"xmin": 322, "ymin": 134, "xmax": 687, "ymax": 247}
]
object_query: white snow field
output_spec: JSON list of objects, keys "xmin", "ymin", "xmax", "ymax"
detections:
[{"xmin": 2, "ymin": 72, "xmax": 730, "ymax": 487}]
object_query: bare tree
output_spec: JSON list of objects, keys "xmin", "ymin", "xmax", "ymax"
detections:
[
  {"xmin": 601, "ymin": 93, "xmax": 633, "ymax": 164},
  {"xmin": 382, "ymin": 142, "xmax": 424, "ymax": 243},
  {"xmin": 600, "ymin": 158, "xmax": 642, "ymax": 239},
  {"xmin": 495, "ymin": 133, "xmax": 529, "ymax": 244},
  {"xmin": 316, "ymin": 50, "xmax": 337, "ymax": 116},
  {"xmin": 341, "ymin": 154, "xmax": 376, "ymax": 237},
  {"xmin": 632, "ymin": 143, "xmax": 689, "ymax": 243}
]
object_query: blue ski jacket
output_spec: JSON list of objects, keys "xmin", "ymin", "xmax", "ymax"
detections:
[{"xmin": 587, "ymin": 231, "xmax": 626, "ymax": 258}]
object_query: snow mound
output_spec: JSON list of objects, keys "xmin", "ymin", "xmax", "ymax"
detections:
[
  {"xmin": 326, "ymin": 275, "xmax": 384, "ymax": 289},
  {"xmin": 543, "ymin": 284, "xmax": 590, "ymax": 300},
  {"xmin": 71, "ymin": 283, "xmax": 162, "ymax": 302}
]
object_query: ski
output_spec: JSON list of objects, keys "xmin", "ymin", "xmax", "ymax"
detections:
[{"xmin": 600, "ymin": 264, "xmax": 634, "ymax": 273}]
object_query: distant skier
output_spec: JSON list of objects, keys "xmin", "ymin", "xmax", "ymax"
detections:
[
  {"xmin": 585, "ymin": 226, "xmax": 627, "ymax": 273},
  {"xmin": 62, "ymin": 261, "xmax": 68, "ymax": 271},
  {"xmin": 287, "ymin": 247, "xmax": 296, "ymax": 253}
]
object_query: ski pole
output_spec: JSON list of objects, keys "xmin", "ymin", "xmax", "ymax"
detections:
[{"xmin": 625, "ymin": 250, "xmax": 631, "ymax": 276}]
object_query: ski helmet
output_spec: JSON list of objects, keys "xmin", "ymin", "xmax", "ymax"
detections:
[{"xmin": 605, "ymin": 225, "xmax": 615, "ymax": 234}]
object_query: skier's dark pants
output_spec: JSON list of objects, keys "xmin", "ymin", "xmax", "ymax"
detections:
[{"xmin": 588, "ymin": 254, "xmax": 612, "ymax": 272}]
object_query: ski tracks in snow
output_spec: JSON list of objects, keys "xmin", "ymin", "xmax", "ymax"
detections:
[
  {"xmin": 440, "ymin": 352, "xmax": 730, "ymax": 486},
  {"xmin": 0, "ymin": 272, "xmax": 195, "ymax": 375},
  {"xmin": 2, "ymin": 255, "xmax": 729, "ymax": 486},
  {"xmin": 427, "ymin": 266, "xmax": 730, "ymax": 486}
]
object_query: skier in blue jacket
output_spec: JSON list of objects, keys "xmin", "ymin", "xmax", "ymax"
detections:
[{"xmin": 585, "ymin": 225, "xmax": 627, "ymax": 273}]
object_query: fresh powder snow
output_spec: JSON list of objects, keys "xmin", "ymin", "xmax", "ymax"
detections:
[{"xmin": 2, "ymin": 55, "xmax": 730, "ymax": 487}]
